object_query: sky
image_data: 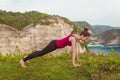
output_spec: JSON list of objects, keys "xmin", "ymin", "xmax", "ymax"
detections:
[{"xmin": 0, "ymin": 0, "xmax": 120, "ymax": 27}]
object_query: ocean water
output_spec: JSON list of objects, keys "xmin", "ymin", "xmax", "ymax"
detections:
[{"xmin": 88, "ymin": 45, "xmax": 120, "ymax": 54}]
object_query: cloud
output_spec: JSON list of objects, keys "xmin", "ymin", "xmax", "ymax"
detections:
[{"xmin": 0, "ymin": 0, "xmax": 120, "ymax": 26}]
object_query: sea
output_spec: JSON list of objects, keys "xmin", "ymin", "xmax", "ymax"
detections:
[{"xmin": 88, "ymin": 45, "xmax": 120, "ymax": 54}]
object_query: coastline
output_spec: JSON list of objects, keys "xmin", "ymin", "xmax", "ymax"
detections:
[
  {"xmin": 88, "ymin": 45, "xmax": 120, "ymax": 54},
  {"xmin": 88, "ymin": 45, "xmax": 120, "ymax": 47},
  {"xmin": 88, "ymin": 45, "xmax": 104, "ymax": 47}
]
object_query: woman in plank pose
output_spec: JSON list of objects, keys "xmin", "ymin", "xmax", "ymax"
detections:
[{"xmin": 20, "ymin": 28, "xmax": 90, "ymax": 68}]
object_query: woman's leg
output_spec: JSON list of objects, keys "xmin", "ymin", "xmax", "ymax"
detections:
[{"xmin": 20, "ymin": 40, "xmax": 57, "ymax": 68}]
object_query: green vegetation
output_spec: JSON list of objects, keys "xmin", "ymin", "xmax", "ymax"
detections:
[
  {"xmin": 72, "ymin": 21, "xmax": 92, "ymax": 34},
  {"xmin": 79, "ymin": 41, "xmax": 89, "ymax": 52},
  {"xmin": 73, "ymin": 21, "xmax": 92, "ymax": 30},
  {"xmin": 0, "ymin": 10, "xmax": 50, "ymax": 30},
  {"xmin": 0, "ymin": 10, "xmax": 79, "ymax": 33},
  {"xmin": 0, "ymin": 51, "xmax": 120, "ymax": 80},
  {"xmin": 91, "ymin": 25, "xmax": 113, "ymax": 34},
  {"xmin": 71, "ymin": 23, "xmax": 81, "ymax": 34}
]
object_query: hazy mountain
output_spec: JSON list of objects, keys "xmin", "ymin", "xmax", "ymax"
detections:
[
  {"xmin": 91, "ymin": 25, "xmax": 114, "ymax": 34},
  {"xmin": 98, "ymin": 29, "xmax": 120, "ymax": 45},
  {"xmin": 73, "ymin": 21, "xmax": 92, "ymax": 30}
]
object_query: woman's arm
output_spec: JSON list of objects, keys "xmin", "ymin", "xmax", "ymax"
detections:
[
  {"xmin": 69, "ymin": 37, "xmax": 80, "ymax": 66},
  {"xmin": 76, "ymin": 41, "xmax": 79, "ymax": 61}
]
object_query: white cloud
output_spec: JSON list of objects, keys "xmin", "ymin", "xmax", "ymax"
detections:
[{"xmin": 0, "ymin": 0, "xmax": 120, "ymax": 26}]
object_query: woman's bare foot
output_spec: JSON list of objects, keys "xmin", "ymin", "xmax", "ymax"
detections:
[{"xmin": 20, "ymin": 59, "xmax": 27, "ymax": 68}]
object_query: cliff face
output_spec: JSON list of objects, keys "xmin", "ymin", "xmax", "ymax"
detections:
[
  {"xmin": 0, "ymin": 16, "xmax": 73, "ymax": 55},
  {"xmin": 101, "ymin": 29, "xmax": 120, "ymax": 46},
  {"xmin": 89, "ymin": 29, "xmax": 120, "ymax": 46}
]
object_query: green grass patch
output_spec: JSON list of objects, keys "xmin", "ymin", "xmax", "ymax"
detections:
[{"xmin": 0, "ymin": 52, "xmax": 120, "ymax": 80}]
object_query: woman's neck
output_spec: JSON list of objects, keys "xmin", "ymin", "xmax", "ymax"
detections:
[{"xmin": 71, "ymin": 34, "xmax": 83, "ymax": 40}]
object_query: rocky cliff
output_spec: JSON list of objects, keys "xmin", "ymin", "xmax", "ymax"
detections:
[
  {"xmin": 0, "ymin": 16, "xmax": 74, "ymax": 55},
  {"xmin": 89, "ymin": 29, "xmax": 120, "ymax": 46}
]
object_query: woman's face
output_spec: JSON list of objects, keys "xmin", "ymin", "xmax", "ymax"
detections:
[{"xmin": 81, "ymin": 36, "xmax": 89, "ymax": 41}]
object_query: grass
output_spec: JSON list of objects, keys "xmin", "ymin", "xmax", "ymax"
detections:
[{"xmin": 0, "ymin": 52, "xmax": 120, "ymax": 80}]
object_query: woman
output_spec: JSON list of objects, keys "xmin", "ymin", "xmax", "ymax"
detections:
[{"xmin": 20, "ymin": 28, "xmax": 90, "ymax": 68}]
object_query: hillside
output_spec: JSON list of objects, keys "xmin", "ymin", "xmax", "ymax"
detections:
[
  {"xmin": 91, "ymin": 25, "xmax": 114, "ymax": 34},
  {"xmin": 0, "ymin": 10, "xmax": 77, "ymax": 31},
  {"xmin": 73, "ymin": 21, "xmax": 92, "ymax": 30},
  {"xmin": 0, "ymin": 10, "xmax": 80, "ymax": 55},
  {"xmin": 0, "ymin": 10, "xmax": 49, "ymax": 30},
  {"xmin": 91, "ymin": 29, "xmax": 120, "ymax": 45}
]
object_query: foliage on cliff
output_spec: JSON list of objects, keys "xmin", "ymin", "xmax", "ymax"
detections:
[
  {"xmin": 73, "ymin": 21, "xmax": 92, "ymax": 30},
  {"xmin": 0, "ymin": 10, "xmax": 78, "ymax": 31},
  {"xmin": 0, "ymin": 10, "xmax": 51, "ymax": 30},
  {"xmin": 91, "ymin": 25, "xmax": 113, "ymax": 34}
]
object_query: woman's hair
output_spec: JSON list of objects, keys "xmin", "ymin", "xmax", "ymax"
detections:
[
  {"xmin": 84, "ymin": 28, "xmax": 89, "ymax": 32},
  {"xmin": 80, "ymin": 28, "xmax": 90, "ymax": 37}
]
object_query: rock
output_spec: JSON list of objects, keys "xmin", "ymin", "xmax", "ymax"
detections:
[
  {"xmin": 0, "ymin": 16, "xmax": 73, "ymax": 55},
  {"xmin": 89, "ymin": 29, "xmax": 120, "ymax": 46}
]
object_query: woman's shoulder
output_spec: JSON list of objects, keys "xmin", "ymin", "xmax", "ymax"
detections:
[
  {"xmin": 69, "ymin": 34, "xmax": 79, "ymax": 41},
  {"xmin": 70, "ymin": 34, "xmax": 79, "ymax": 38},
  {"xmin": 71, "ymin": 34, "xmax": 79, "ymax": 36}
]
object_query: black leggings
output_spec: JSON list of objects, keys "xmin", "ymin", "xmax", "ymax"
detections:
[{"xmin": 23, "ymin": 40, "xmax": 58, "ymax": 62}]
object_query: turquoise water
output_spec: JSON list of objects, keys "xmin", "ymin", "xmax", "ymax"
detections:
[{"xmin": 88, "ymin": 45, "xmax": 120, "ymax": 54}]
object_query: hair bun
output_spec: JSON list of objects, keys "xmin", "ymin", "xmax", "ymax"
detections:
[
  {"xmin": 84, "ymin": 28, "xmax": 89, "ymax": 32},
  {"xmin": 80, "ymin": 28, "xmax": 90, "ymax": 37}
]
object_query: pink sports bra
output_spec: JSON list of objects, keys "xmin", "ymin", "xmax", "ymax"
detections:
[{"xmin": 56, "ymin": 34, "xmax": 77, "ymax": 48}]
